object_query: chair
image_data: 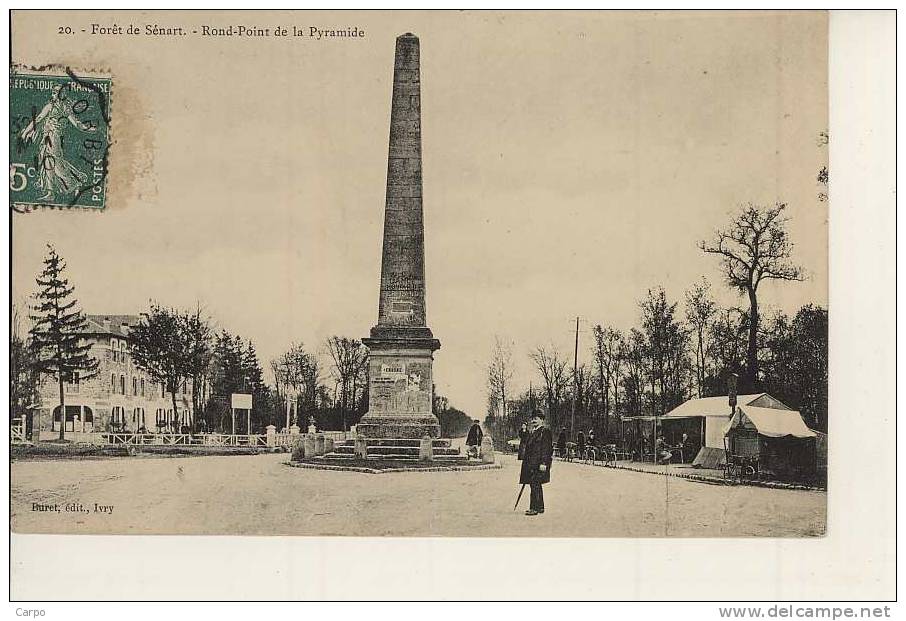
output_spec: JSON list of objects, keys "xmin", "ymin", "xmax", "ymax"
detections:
[
  {"xmin": 564, "ymin": 442, "xmax": 577, "ymax": 461},
  {"xmin": 599, "ymin": 444, "xmax": 618, "ymax": 467}
]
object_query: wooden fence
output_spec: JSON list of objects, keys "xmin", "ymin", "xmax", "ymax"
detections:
[
  {"xmin": 18, "ymin": 428, "xmax": 349, "ymax": 448},
  {"xmin": 99, "ymin": 431, "xmax": 347, "ymax": 448},
  {"xmin": 10, "ymin": 418, "xmax": 26, "ymax": 444}
]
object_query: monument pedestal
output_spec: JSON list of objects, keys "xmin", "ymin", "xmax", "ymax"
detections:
[{"xmin": 358, "ymin": 331, "xmax": 441, "ymax": 439}]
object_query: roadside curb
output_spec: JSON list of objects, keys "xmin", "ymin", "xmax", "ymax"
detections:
[{"xmin": 554, "ymin": 458, "xmax": 825, "ymax": 492}]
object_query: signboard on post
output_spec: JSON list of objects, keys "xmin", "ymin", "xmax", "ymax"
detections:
[
  {"xmin": 231, "ymin": 393, "xmax": 253, "ymax": 409},
  {"xmin": 727, "ymin": 373, "xmax": 738, "ymax": 408}
]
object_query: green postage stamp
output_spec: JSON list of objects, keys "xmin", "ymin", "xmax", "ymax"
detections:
[{"xmin": 9, "ymin": 68, "xmax": 111, "ymax": 210}]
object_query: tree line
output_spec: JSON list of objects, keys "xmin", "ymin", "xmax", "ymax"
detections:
[
  {"xmin": 10, "ymin": 245, "xmax": 405, "ymax": 437},
  {"xmin": 484, "ymin": 202, "xmax": 828, "ymax": 446}
]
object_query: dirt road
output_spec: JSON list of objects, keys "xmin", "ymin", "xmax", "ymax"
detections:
[{"xmin": 11, "ymin": 453, "xmax": 826, "ymax": 537}]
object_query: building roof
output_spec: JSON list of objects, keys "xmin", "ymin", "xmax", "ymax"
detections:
[
  {"xmin": 663, "ymin": 394, "xmax": 767, "ymax": 419},
  {"xmin": 83, "ymin": 314, "xmax": 142, "ymax": 338},
  {"xmin": 727, "ymin": 405, "xmax": 817, "ymax": 439}
]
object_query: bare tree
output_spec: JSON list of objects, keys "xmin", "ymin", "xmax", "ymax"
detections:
[
  {"xmin": 529, "ymin": 345, "xmax": 569, "ymax": 428},
  {"xmin": 487, "ymin": 335, "xmax": 515, "ymax": 420},
  {"xmin": 700, "ymin": 202, "xmax": 803, "ymax": 390},
  {"xmin": 620, "ymin": 329, "xmax": 647, "ymax": 417},
  {"xmin": 324, "ymin": 336, "xmax": 367, "ymax": 432},
  {"xmin": 272, "ymin": 342, "xmax": 323, "ymax": 428},
  {"xmin": 685, "ymin": 278, "xmax": 716, "ymax": 398}
]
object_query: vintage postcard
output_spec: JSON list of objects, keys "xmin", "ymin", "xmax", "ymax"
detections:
[{"xmin": 10, "ymin": 9, "xmax": 832, "ymax": 546}]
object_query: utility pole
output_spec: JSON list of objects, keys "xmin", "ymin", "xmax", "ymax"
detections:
[{"xmin": 570, "ymin": 316, "xmax": 579, "ymax": 438}]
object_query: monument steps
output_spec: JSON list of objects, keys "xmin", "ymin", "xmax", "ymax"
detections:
[
  {"xmin": 317, "ymin": 452, "xmax": 471, "ymax": 463},
  {"xmin": 339, "ymin": 438, "xmax": 451, "ymax": 449},
  {"xmin": 333, "ymin": 445, "xmax": 460, "ymax": 457}
]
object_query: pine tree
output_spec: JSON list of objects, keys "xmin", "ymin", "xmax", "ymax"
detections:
[
  {"xmin": 29, "ymin": 246, "xmax": 98, "ymax": 441},
  {"xmin": 241, "ymin": 340, "xmax": 265, "ymax": 433}
]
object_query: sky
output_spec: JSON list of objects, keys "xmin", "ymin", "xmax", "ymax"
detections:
[{"xmin": 12, "ymin": 10, "xmax": 828, "ymax": 420}]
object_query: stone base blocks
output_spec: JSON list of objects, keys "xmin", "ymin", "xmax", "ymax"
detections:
[
  {"xmin": 355, "ymin": 416, "xmax": 440, "ymax": 440},
  {"xmin": 315, "ymin": 437, "xmax": 468, "ymax": 463}
]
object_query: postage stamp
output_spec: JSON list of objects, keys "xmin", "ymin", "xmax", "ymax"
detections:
[{"xmin": 9, "ymin": 67, "xmax": 111, "ymax": 211}]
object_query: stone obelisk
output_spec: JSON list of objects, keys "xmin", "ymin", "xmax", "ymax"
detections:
[{"xmin": 359, "ymin": 33, "xmax": 441, "ymax": 440}]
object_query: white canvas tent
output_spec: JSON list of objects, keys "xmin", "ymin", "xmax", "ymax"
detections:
[
  {"xmin": 663, "ymin": 393, "xmax": 789, "ymax": 449},
  {"xmin": 724, "ymin": 404, "xmax": 818, "ymax": 478},
  {"xmin": 725, "ymin": 405, "xmax": 816, "ymax": 439}
]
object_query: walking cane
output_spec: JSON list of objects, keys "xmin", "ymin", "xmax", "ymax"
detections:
[{"xmin": 513, "ymin": 484, "xmax": 526, "ymax": 511}]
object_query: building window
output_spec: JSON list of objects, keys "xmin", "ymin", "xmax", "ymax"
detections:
[
  {"xmin": 111, "ymin": 406, "xmax": 125, "ymax": 430},
  {"xmin": 161, "ymin": 384, "xmax": 166, "ymax": 399},
  {"xmin": 141, "ymin": 379, "xmax": 145, "ymax": 397},
  {"xmin": 132, "ymin": 377, "xmax": 138, "ymax": 396},
  {"xmin": 111, "ymin": 374, "xmax": 116, "ymax": 393},
  {"xmin": 120, "ymin": 375, "xmax": 125, "ymax": 395},
  {"xmin": 65, "ymin": 371, "xmax": 80, "ymax": 394}
]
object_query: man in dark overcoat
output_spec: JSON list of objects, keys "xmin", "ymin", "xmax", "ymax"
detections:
[
  {"xmin": 466, "ymin": 419, "xmax": 483, "ymax": 458},
  {"xmin": 519, "ymin": 410, "xmax": 553, "ymax": 516}
]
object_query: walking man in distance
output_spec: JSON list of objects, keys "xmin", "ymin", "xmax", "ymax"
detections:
[
  {"xmin": 466, "ymin": 419, "xmax": 483, "ymax": 459},
  {"xmin": 520, "ymin": 409, "xmax": 553, "ymax": 516}
]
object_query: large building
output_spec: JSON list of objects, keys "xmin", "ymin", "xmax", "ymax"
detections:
[{"xmin": 35, "ymin": 314, "xmax": 194, "ymax": 436}]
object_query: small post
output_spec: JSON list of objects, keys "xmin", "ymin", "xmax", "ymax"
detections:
[
  {"xmin": 480, "ymin": 436, "xmax": 495, "ymax": 464},
  {"xmin": 354, "ymin": 434, "xmax": 368, "ymax": 459},
  {"xmin": 303, "ymin": 434, "xmax": 316, "ymax": 457},
  {"xmin": 265, "ymin": 425, "xmax": 276, "ymax": 447},
  {"xmin": 419, "ymin": 435, "xmax": 434, "ymax": 462},
  {"xmin": 291, "ymin": 437, "xmax": 306, "ymax": 462},
  {"xmin": 315, "ymin": 433, "xmax": 325, "ymax": 456}
]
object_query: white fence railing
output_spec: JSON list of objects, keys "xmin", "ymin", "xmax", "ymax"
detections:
[
  {"xmin": 200, "ymin": 433, "xmax": 269, "ymax": 447},
  {"xmin": 10, "ymin": 418, "xmax": 26, "ymax": 444},
  {"xmin": 102, "ymin": 433, "xmax": 199, "ymax": 446},
  {"xmin": 26, "ymin": 429, "xmax": 349, "ymax": 448},
  {"xmin": 99, "ymin": 432, "xmax": 348, "ymax": 448}
]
